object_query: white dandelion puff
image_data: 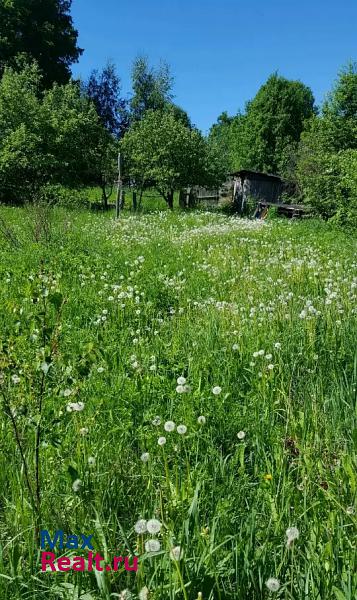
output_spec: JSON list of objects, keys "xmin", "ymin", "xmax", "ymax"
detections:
[
  {"xmin": 197, "ymin": 415, "xmax": 206, "ymax": 425},
  {"xmin": 170, "ymin": 545, "xmax": 183, "ymax": 561},
  {"xmin": 237, "ymin": 431, "xmax": 246, "ymax": 440},
  {"xmin": 145, "ymin": 539, "xmax": 161, "ymax": 553},
  {"xmin": 79, "ymin": 427, "xmax": 89, "ymax": 436},
  {"xmin": 177, "ymin": 424, "xmax": 187, "ymax": 435},
  {"xmin": 164, "ymin": 420, "xmax": 176, "ymax": 432},
  {"xmin": 140, "ymin": 452, "xmax": 150, "ymax": 463},
  {"xmin": 158, "ymin": 436, "xmax": 166, "ymax": 446},
  {"xmin": 265, "ymin": 577, "xmax": 280, "ymax": 592},
  {"xmin": 11, "ymin": 374, "xmax": 20, "ymax": 384},
  {"xmin": 88, "ymin": 456, "xmax": 96, "ymax": 467},
  {"xmin": 286, "ymin": 526, "xmax": 299, "ymax": 547},
  {"xmin": 152, "ymin": 416, "xmax": 161, "ymax": 426},
  {"xmin": 177, "ymin": 376, "xmax": 186, "ymax": 385},
  {"xmin": 139, "ymin": 587, "xmax": 149, "ymax": 600},
  {"xmin": 72, "ymin": 479, "xmax": 82, "ymax": 493},
  {"xmin": 134, "ymin": 519, "xmax": 147, "ymax": 534},
  {"xmin": 67, "ymin": 401, "xmax": 85, "ymax": 412},
  {"xmin": 147, "ymin": 519, "xmax": 161, "ymax": 534},
  {"xmin": 212, "ymin": 386, "xmax": 222, "ymax": 395}
]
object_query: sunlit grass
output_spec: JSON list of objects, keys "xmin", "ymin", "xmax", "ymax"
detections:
[{"xmin": 0, "ymin": 207, "xmax": 356, "ymax": 599}]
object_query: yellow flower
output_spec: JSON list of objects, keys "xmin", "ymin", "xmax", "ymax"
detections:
[{"xmin": 264, "ymin": 473, "xmax": 273, "ymax": 481}]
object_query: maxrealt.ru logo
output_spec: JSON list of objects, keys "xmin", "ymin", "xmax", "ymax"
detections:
[{"xmin": 40, "ymin": 530, "xmax": 138, "ymax": 572}]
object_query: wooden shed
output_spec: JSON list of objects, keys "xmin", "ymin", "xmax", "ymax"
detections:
[{"xmin": 231, "ymin": 170, "xmax": 284, "ymax": 214}]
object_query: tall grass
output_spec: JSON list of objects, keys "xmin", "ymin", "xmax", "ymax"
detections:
[{"xmin": 0, "ymin": 207, "xmax": 356, "ymax": 599}]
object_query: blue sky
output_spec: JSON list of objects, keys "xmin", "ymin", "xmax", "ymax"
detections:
[{"xmin": 71, "ymin": 0, "xmax": 357, "ymax": 133}]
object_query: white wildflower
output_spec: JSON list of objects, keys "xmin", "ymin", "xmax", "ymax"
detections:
[
  {"xmin": 212, "ymin": 386, "xmax": 222, "ymax": 395},
  {"xmin": 72, "ymin": 479, "xmax": 82, "ymax": 493},
  {"xmin": 152, "ymin": 416, "xmax": 161, "ymax": 426},
  {"xmin": 177, "ymin": 376, "xmax": 186, "ymax": 385},
  {"xmin": 67, "ymin": 401, "xmax": 85, "ymax": 412},
  {"xmin": 197, "ymin": 415, "xmax": 206, "ymax": 425},
  {"xmin": 134, "ymin": 519, "xmax": 147, "ymax": 534},
  {"xmin": 164, "ymin": 420, "xmax": 176, "ymax": 432},
  {"xmin": 88, "ymin": 456, "xmax": 96, "ymax": 467},
  {"xmin": 177, "ymin": 424, "xmax": 187, "ymax": 435},
  {"xmin": 145, "ymin": 539, "xmax": 161, "ymax": 553},
  {"xmin": 140, "ymin": 452, "xmax": 150, "ymax": 463},
  {"xmin": 147, "ymin": 519, "xmax": 161, "ymax": 534},
  {"xmin": 139, "ymin": 587, "xmax": 149, "ymax": 600},
  {"xmin": 170, "ymin": 545, "xmax": 182, "ymax": 561},
  {"xmin": 11, "ymin": 374, "xmax": 20, "ymax": 384},
  {"xmin": 79, "ymin": 427, "xmax": 89, "ymax": 436},
  {"xmin": 237, "ymin": 431, "xmax": 246, "ymax": 440},
  {"xmin": 41, "ymin": 362, "xmax": 50, "ymax": 374},
  {"xmin": 286, "ymin": 526, "xmax": 299, "ymax": 547},
  {"xmin": 265, "ymin": 577, "xmax": 280, "ymax": 592},
  {"xmin": 158, "ymin": 436, "xmax": 166, "ymax": 446}
]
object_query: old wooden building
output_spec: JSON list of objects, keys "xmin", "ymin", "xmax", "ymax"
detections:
[{"xmin": 231, "ymin": 170, "xmax": 284, "ymax": 213}]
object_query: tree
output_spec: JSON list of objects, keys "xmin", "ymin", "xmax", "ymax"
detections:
[
  {"xmin": 210, "ymin": 74, "xmax": 315, "ymax": 176},
  {"xmin": 84, "ymin": 61, "xmax": 129, "ymax": 138},
  {"xmin": 130, "ymin": 56, "xmax": 173, "ymax": 121},
  {"xmin": 0, "ymin": 0, "xmax": 82, "ymax": 88},
  {"xmin": 121, "ymin": 110, "xmax": 225, "ymax": 208},
  {"xmin": 0, "ymin": 64, "xmax": 107, "ymax": 203},
  {"xmin": 297, "ymin": 63, "xmax": 357, "ymax": 224},
  {"xmin": 238, "ymin": 74, "xmax": 315, "ymax": 174}
]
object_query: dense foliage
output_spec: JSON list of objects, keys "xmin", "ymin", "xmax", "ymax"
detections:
[
  {"xmin": 0, "ymin": 0, "xmax": 82, "ymax": 87},
  {"xmin": 297, "ymin": 63, "xmax": 357, "ymax": 226},
  {"xmin": 0, "ymin": 64, "xmax": 109, "ymax": 203},
  {"xmin": 121, "ymin": 110, "xmax": 226, "ymax": 207},
  {"xmin": 210, "ymin": 74, "xmax": 315, "ymax": 176}
]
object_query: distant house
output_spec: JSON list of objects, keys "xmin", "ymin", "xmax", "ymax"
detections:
[
  {"xmin": 231, "ymin": 170, "xmax": 284, "ymax": 214},
  {"xmin": 184, "ymin": 169, "xmax": 306, "ymax": 218}
]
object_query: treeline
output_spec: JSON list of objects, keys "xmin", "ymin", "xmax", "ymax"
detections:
[
  {"xmin": 210, "ymin": 67, "xmax": 357, "ymax": 226},
  {"xmin": 0, "ymin": 1, "xmax": 356, "ymax": 224}
]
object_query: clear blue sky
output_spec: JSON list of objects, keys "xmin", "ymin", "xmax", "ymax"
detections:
[{"xmin": 71, "ymin": 0, "xmax": 357, "ymax": 133}]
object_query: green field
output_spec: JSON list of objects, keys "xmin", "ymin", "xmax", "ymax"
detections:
[{"xmin": 0, "ymin": 207, "xmax": 356, "ymax": 600}]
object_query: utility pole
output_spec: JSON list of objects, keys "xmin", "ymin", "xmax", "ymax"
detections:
[{"xmin": 116, "ymin": 152, "xmax": 123, "ymax": 219}]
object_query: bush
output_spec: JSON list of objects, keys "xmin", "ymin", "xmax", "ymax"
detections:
[{"xmin": 38, "ymin": 184, "xmax": 90, "ymax": 208}]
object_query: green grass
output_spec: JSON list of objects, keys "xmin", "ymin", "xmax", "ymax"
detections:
[{"xmin": 0, "ymin": 206, "xmax": 356, "ymax": 600}]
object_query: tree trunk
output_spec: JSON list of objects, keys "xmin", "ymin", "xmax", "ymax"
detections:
[
  {"xmin": 101, "ymin": 184, "xmax": 108, "ymax": 210},
  {"xmin": 179, "ymin": 189, "xmax": 186, "ymax": 209},
  {"xmin": 167, "ymin": 190, "xmax": 174, "ymax": 210},
  {"xmin": 132, "ymin": 191, "xmax": 137, "ymax": 211}
]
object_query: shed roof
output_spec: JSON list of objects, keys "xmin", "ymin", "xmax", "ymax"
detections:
[{"xmin": 229, "ymin": 169, "xmax": 282, "ymax": 182}]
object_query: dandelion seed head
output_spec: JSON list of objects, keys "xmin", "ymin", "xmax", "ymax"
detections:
[
  {"xmin": 88, "ymin": 456, "xmax": 96, "ymax": 467},
  {"xmin": 145, "ymin": 539, "xmax": 161, "ymax": 553},
  {"xmin": 170, "ymin": 545, "xmax": 182, "ymax": 561},
  {"xmin": 237, "ymin": 431, "xmax": 246, "ymax": 440},
  {"xmin": 197, "ymin": 415, "xmax": 206, "ymax": 425},
  {"xmin": 66, "ymin": 401, "xmax": 85, "ymax": 412},
  {"xmin": 152, "ymin": 416, "xmax": 161, "ymax": 426},
  {"xmin": 134, "ymin": 519, "xmax": 147, "ymax": 534},
  {"xmin": 72, "ymin": 479, "xmax": 82, "ymax": 493},
  {"xmin": 212, "ymin": 386, "xmax": 222, "ymax": 395},
  {"xmin": 265, "ymin": 578, "xmax": 280, "ymax": 592},
  {"xmin": 164, "ymin": 420, "xmax": 176, "ymax": 432},
  {"xmin": 158, "ymin": 436, "xmax": 166, "ymax": 446},
  {"xmin": 177, "ymin": 424, "xmax": 187, "ymax": 435},
  {"xmin": 286, "ymin": 526, "xmax": 299, "ymax": 546},
  {"xmin": 147, "ymin": 519, "xmax": 161, "ymax": 534},
  {"xmin": 177, "ymin": 376, "xmax": 186, "ymax": 385},
  {"xmin": 140, "ymin": 452, "xmax": 150, "ymax": 463}
]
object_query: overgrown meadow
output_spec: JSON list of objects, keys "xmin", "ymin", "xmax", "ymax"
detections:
[{"xmin": 0, "ymin": 206, "xmax": 356, "ymax": 600}]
